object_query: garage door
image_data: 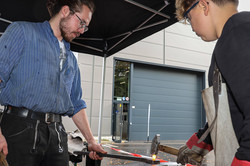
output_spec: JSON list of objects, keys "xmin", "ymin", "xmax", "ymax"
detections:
[{"xmin": 129, "ymin": 63, "xmax": 205, "ymax": 141}]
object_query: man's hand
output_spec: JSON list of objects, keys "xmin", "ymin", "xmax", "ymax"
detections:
[
  {"xmin": 0, "ymin": 130, "xmax": 8, "ymax": 156},
  {"xmin": 72, "ymin": 109, "xmax": 107, "ymax": 160},
  {"xmin": 87, "ymin": 141, "xmax": 107, "ymax": 160}
]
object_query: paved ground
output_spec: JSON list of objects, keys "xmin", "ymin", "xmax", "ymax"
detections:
[{"xmin": 69, "ymin": 140, "xmax": 215, "ymax": 166}]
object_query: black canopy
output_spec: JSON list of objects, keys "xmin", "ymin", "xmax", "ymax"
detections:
[{"xmin": 0, "ymin": 0, "xmax": 177, "ymax": 57}]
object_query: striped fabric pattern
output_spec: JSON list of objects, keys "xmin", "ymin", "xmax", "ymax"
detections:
[{"xmin": 0, "ymin": 21, "xmax": 86, "ymax": 116}]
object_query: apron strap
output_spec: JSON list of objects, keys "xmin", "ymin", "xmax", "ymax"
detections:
[{"xmin": 198, "ymin": 63, "xmax": 221, "ymax": 143}]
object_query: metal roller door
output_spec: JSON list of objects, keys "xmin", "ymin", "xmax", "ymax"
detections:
[{"xmin": 129, "ymin": 63, "xmax": 205, "ymax": 141}]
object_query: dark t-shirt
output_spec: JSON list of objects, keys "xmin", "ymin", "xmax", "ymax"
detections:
[{"xmin": 197, "ymin": 12, "xmax": 250, "ymax": 161}]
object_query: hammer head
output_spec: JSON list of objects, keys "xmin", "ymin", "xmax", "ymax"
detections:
[{"xmin": 150, "ymin": 134, "xmax": 160, "ymax": 156}]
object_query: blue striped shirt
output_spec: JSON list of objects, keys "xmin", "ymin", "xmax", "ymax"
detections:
[{"xmin": 0, "ymin": 21, "xmax": 86, "ymax": 116}]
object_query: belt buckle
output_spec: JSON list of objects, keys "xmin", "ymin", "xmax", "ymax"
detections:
[{"xmin": 45, "ymin": 113, "xmax": 53, "ymax": 124}]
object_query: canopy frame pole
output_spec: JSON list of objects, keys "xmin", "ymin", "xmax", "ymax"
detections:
[
  {"xmin": 75, "ymin": 37, "xmax": 104, "ymax": 41},
  {"xmin": 0, "ymin": 17, "xmax": 12, "ymax": 24},
  {"xmin": 72, "ymin": 17, "xmax": 168, "ymax": 53},
  {"xmin": 71, "ymin": 41, "xmax": 103, "ymax": 53},
  {"xmin": 108, "ymin": 2, "xmax": 168, "ymax": 52},
  {"xmin": 124, "ymin": 0, "xmax": 170, "ymax": 19},
  {"xmin": 71, "ymin": 0, "xmax": 170, "ymax": 54},
  {"xmin": 0, "ymin": 17, "xmax": 12, "ymax": 37},
  {"xmin": 133, "ymin": 20, "xmax": 169, "ymax": 32},
  {"xmin": 97, "ymin": 41, "xmax": 108, "ymax": 144},
  {"xmin": 108, "ymin": 19, "xmax": 169, "ymax": 40}
]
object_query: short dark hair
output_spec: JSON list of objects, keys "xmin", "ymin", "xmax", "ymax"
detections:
[
  {"xmin": 176, "ymin": 0, "xmax": 238, "ymax": 21},
  {"xmin": 47, "ymin": 0, "xmax": 95, "ymax": 17}
]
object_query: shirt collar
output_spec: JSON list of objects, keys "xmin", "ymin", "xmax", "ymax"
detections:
[{"xmin": 42, "ymin": 21, "xmax": 71, "ymax": 51}]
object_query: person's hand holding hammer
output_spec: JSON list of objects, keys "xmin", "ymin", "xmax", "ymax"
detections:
[{"xmin": 177, "ymin": 133, "xmax": 213, "ymax": 166}]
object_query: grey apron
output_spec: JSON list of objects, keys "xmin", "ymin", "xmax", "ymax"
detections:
[{"xmin": 200, "ymin": 63, "xmax": 239, "ymax": 166}]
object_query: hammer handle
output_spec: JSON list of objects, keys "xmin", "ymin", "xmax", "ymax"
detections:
[
  {"xmin": 74, "ymin": 151, "xmax": 160, "ymax": 164},
  {"xmin": 158, "ymin": 144, "xmax": 179, "ymax": 156}
]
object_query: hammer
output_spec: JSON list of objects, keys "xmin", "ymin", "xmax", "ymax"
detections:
[{"xmin": 150, "ymin": 134, "xmax": 179, "ymax": 156}]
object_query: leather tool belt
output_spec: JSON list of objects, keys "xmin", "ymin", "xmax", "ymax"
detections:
[{"xmin": 5, "ymin": 106, "xmax": 62, "ymax": 123}]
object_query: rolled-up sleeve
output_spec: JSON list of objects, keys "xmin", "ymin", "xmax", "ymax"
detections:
[
  {"xmin": 0, "ymin": 22, "xmax": 24, "ymax": 89},
  {"xmin": 69, "ymin": 65, "xmax": 87, "ymax": 117}
]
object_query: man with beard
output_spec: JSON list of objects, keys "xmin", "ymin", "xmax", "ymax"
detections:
[{"xmin": 0, "ymin": 0, "xmax": 106, "ymax": 165}]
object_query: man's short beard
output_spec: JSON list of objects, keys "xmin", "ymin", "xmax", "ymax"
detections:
[{"xmin": 59, "ymin": 18, "xmax": 73, "ymax": 42}]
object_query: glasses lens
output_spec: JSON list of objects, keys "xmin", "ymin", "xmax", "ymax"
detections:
[
  {"xmin": 79, "ymin": 22, "xmax": 88, "ymax": 32},
  {"xmin": 75, "ymin": 14, "xmax": 88, "ymax": 32},
  {"xmin": 84, "ymin": 26, "xmax": 88, "ymax": 32}
]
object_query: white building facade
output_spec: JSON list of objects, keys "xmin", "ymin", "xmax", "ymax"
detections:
[{"xmin": 63, "ymin": 22, "xmax": 216, "ymax": 139}]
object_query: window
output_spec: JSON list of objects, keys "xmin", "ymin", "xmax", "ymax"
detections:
[{"xmin": 114, "ymin": 60, "xmax": 130, "ymax": 101}]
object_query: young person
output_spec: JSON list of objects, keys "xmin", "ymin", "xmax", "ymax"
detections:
[{"xmin": 175, "ymin": 0, "xmax": 250, "ymax": 165}]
